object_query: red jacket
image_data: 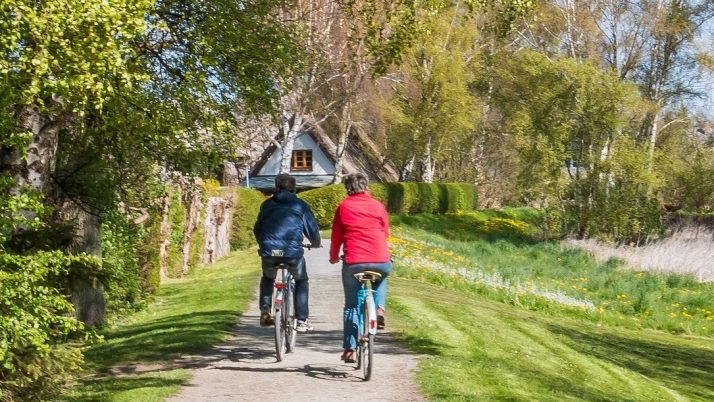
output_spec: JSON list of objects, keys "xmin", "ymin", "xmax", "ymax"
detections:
[{"xmin": 330, "ymin": 192, "xmax": 390, "ymax": 264}]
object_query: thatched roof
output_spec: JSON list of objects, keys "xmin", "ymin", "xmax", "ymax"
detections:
[{"xmin": 249, "ymin": 119, "xmax": 398, "ymax": 182}]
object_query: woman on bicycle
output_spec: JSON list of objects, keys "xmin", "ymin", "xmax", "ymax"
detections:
[{"xmin": 329, "ymin": 172, "xmax": 392, "ymax": 363}]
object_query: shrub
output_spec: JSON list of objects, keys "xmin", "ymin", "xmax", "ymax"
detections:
[
  {"xmin": 0, "ymin": 252, "xmax": 100, "ymax": 401},
  {"xmin": 101, "ymin": 212, "xmax": 145, "ymax": 314},
  {"xmin": 165, "ymin": 189, "xmax": 186, "ymax": 278},
  {"xmin": 135, "ymin": 205, "xmax": 163, "ymax": 295},
  {"xmin": 298, "ymin": 184, "xmax": 348, "ymax": 228},
  {"xmin": 231, "ymin": 188, "xmax": 265, "ymax": 250},
  {"xmin": 299, "ymin": 182, "xmax": 478, "ymax": 227}
]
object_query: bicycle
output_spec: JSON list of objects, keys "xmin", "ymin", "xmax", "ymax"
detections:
[
  {"xmin": 352, "ymin": 270, "xmax": 382, "ymax": 381},
  {"xmin": 271, "ymin": 244, "xmax": 313, "ymax": 362}
]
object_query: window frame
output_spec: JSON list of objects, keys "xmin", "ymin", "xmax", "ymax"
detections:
[{"xmin": 290, "ymin": 149, "xmax": 313, "ymax": 172}]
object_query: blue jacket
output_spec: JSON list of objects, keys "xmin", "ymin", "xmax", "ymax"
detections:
[{"xmin": 253, "ymin": 190, "xmax": 321, "ymax": 258}]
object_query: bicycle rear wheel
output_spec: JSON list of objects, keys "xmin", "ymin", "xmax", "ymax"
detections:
[
  {"xmin": 361, "ymin": 301, "xmax": 374, "ymax": 380},
  {"xmin": 285, "ymin": 279, "xmax": 297, "ymax": 352},
  {"xmin": 274, "ymin": 289, "xmax": 286, "ymax": 362}
]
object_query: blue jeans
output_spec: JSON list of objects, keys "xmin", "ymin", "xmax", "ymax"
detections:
[
  {"xmin": 342, "ymin": 261, "xmax": 393, "ymax": 350},
  {"xmin": 260, "ymin": 257, "xmax": 309, "ymax": 321}
]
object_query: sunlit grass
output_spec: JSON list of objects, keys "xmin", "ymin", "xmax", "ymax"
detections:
[
  {"xmin": 389, "ymin": 278, "xmax": 714, "ymax": 401},
  {"xmin": 62, "ymin": 249, "xmax": 260, "ymax": 401},
  {"xmin": 390, "ymin": 213, "xmax": 714, "ymax": 337}
]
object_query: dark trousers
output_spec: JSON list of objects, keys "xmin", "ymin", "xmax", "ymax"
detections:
[{"xmin": 259, "ymin": 256, "xmax": 309, "ymax": 321}]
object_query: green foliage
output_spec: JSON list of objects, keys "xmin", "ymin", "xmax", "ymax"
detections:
[
  {"xmin": 165, "ymin": 190, "xmax": 186, "ymax": 278},
  {"xmin": 101, "ymin": 212, "xmax": 147, "ymax": 314},
  {"xmin": 493, "ymin": 50, "xmax": 662, "ymax": 242},
  {"xmin": 135, "ymin": 210, "xmax": 162, "ymax": 295},
  {"xmin": 299, "ymin": 183, "xmax": 478, "ymax": 228},
  {"xmin": 0, "ymin": 251, "xmax": 101, "ymax": 401},
  {"xmin": 231, "ymin": 188, "xmax": 264, "ymax": 250},
  {"xmin": 370, "ymin": 183, "xmax": 477, "ymax": 214},
  {"xmin": 298, "ymin": 184, "xmax": 348, "ymax": 228}
]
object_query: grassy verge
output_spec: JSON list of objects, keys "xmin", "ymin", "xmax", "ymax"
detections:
[
  {"xmin": 390, "ymin": 213, "xmax": 714, "ymax": 336},
  {"xmin": 390, "ymin": 277, "xmax": 714, "ymax": 401},
  {"xmin": 62, "ymin": 249, "xmax": 260, "ymax": 401}
]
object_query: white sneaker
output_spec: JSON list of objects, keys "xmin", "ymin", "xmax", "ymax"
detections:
[{"xmin": 296, "ymin": 319, "xmax": 314, "ymax": 332}]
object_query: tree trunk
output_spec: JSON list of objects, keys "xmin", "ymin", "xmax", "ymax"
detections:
[
  {"xmin": 420, "ymin": 138, "xmax": 434, "ymax": 183},
  {"xmin": 400, "ymin": 156, "xmax": 415, "ymax": 182},
  {"xmin": 158, "ymin": 192, "xmax": 171, "ymax": 281},
  {"xmin": 332, "ymin": 102, "xmax": 352, "ymax": 184},
  {"xmin": 3, "ymin": 104, "xmax": 61, "ymax": 195},
  {"xmin": 279, "ymin": 111, "xmax": 304, "ymax": 173},
  {"xmin": 53, "ymin": 195, "xmax": 105, "ymax": 327}
]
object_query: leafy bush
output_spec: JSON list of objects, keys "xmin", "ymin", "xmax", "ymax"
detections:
[
  {"xmin": 166, "ymin": 189, "xmax": 186, "ymax": 278},
  {"xmin": 299, "ymin": 182, "xmax": 478, "ymax": 228},
  {"xmin": 231, "ymin": 188, "xmax": 265, "ymax": 250},
  {"xmin": 136, "ymin": 207, "xmax": 162, "ymax": 295},
  {"xmin": 101, "ymin": 212, "xmax": 146, "ymax": 314},
  {"xmin": 0, "ymin": 251, "xmax": 100, "ymax": 401},
  {"xmin": 298, "ymin": 184, "xmax": 347, "ymax": 228}
]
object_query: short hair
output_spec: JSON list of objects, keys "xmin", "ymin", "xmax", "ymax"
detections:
[
  {"xmin": 275, "ymin": 173, "xmax": 296, "ymax": 193},
  {"xmin": 343, "ymin": 173, "xmax": 369, "ymax": 195}
]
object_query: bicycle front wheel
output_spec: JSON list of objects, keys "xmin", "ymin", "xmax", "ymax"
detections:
[
  {"xmin": 274, "ymin": 292, "xmax": 285, "ymax": 361},
  {"xmin": 361, "ymin": 302, "xmax": 374, "ymax": 380},
  {"xmin": 285, "ymin": 280, "xmax": 297, "ymax": 352}
]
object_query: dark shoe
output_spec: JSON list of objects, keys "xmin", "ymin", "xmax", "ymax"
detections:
[
  {"xmin": 377, "ymin": 314, "xmax": 385, "ymax": 330},
  {"xmin": 341, "ymin": 349, "xmax": 355, "ymax": 363},
  {"xmin": 260, "ymin": 307, "xmax": 274, "ymax": 327},
  {"xmin": 377, "ymin": 306, "xmax": 386, "ymax": 329}
]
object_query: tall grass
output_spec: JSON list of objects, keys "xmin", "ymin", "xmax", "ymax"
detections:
[
  {"xmin": 566, "ymin": 228, "xmax": 714, "ymax": 282},
  {"xmin": 390, "ymin": 212, "xmax": 714, "ymax": 336}
]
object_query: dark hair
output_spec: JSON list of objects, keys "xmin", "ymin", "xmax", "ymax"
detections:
[
  {"xmin": 343, "ymin": 172, "xmax": 369, "ymax": 195},
  {"xmin": 275, "ymin": 173, "xmax": 296, "ymax": 193}
]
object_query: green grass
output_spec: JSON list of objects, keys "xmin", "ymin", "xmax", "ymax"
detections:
[
  {"xmin": 390, "ymin": 277, "xmax": 714, "ymax": 401},
  {"xmin": 390, "ymin": 214, "xmax": 714, "ymax": 337},
  {"xmin": 62, "ymin": 249, "xmax": 260, "ymax": 401}
]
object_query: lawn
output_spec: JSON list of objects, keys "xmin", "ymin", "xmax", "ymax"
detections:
[
  {"xmin": 389, "ymin": 277, "xmax": 714, "ymax": 401},
  {"xmin": 62, "ymin": 249, "xmax": 260, "ymax": 401}
]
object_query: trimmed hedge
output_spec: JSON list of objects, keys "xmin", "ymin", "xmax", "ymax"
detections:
[
  {"xmin": 298, "ymin": 184, "xmax": 348, "ymax": 228},
  {"xmin": 231, "ymin": 187, "xmax": 265, "ymax": 250},
  {"xmin": 300, "ymin": 182, "xmax": 477, "ymax": 228}
]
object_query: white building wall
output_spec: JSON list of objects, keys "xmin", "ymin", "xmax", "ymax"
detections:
[{"xmin": 257, "ymin": 132, "xmax": 336, "ymax": 175}]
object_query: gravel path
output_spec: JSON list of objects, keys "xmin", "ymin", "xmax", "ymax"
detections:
[{"xmin": 169, "ymin": 241, "xmax": 424, "ymax": 402}]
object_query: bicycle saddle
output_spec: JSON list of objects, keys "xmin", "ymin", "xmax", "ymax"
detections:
[{"xmin": 353, "ymin": 271, "xmax": 383, "ymax": 282}]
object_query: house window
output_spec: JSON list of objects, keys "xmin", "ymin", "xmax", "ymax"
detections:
[{"xmin": 291, "ymin": 150, "xmax": 313, "ymax": 171}]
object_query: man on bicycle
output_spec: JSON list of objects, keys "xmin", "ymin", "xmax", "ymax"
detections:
[
  {"xmin": 329, "ymin": 172, "xmax": 392, "ymax": 362},
  {"xmin": 254, "ymin": 173, "xmax": 321, "ymax": 332}
]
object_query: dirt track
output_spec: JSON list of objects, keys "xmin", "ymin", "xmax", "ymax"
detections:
[{"xmin": 168, "ymin": 241, "xmax": 424, "ymax": 402}]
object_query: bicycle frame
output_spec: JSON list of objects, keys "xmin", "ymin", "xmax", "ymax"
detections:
[{"xmin": 353, "ymin": 272, "xmax": 379, "ymax": 381}]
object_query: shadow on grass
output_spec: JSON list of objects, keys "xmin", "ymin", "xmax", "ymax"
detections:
[
  {"xmin": 391, "ymin": 213, "xmax": 538, "ymax": 244},
  {"xmin": 549, "ymin": 324, "xmax": 714, "ymax": 400},
  {"xmin": 390, "ymin": 332, "xmax": 445, "ymax": 356},
  {"xmin": 86, "ymin": 310, "xmax": 239, "ymax": 371},
  {"xmin": 67, "ymin": 374, "xmax": 186, "ymax": 402}
]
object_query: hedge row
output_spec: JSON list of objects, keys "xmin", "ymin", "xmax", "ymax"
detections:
[
  {"xmin": 231, "ymin": 187, "xmax": 265, "ymax": 250},
  {"xmin": 299, "ymin": 182, "xmax": 477, "ymax": 228}
]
